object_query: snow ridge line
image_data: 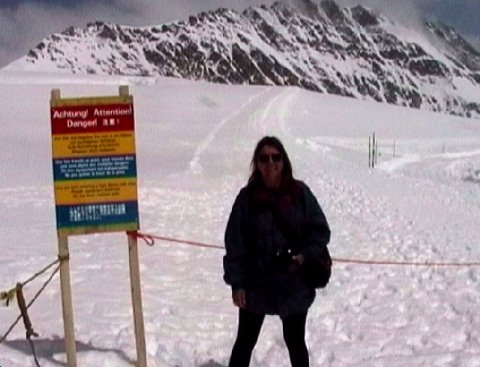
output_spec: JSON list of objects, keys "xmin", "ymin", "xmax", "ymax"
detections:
[
  {"xmin": 189, "ymin": 87, "xmax": 272, "ymax": 174},
  {"xmin": 253, "ymin": 87, "xmax": 295, "ymax": 135},
  {"xmin": 129, "ymin": 231, "xmax": 480, "ymax": 267}
]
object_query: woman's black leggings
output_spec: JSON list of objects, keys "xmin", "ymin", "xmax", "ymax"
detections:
[{"xmin": 228, "ymin": 308, "xmax": 309, "ymax": 367}]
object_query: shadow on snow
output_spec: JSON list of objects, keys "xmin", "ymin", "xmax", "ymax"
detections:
[{"xmin": 2, "ymin": 336, "xmax": 135, "ymax": 366}]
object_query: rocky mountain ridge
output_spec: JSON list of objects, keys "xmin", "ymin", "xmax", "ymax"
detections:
[{"xmin": 6, "ymin": 0, "xmax": 480, "ymax": 118}]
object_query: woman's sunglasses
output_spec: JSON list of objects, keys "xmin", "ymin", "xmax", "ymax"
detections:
[{"xmin": 258, "ymin": 153, "xmax": 283, "ymax": 164}]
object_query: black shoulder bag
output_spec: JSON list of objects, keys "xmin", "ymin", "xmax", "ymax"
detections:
[{"xmin": 272, "ymin": 199, "xmax": 332, "ymax": 289}]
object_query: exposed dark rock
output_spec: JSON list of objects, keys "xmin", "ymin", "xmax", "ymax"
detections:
[
  {"xmin": 320, "ymin": 0, "xmax": 345, "ymax": 24},
  {"xmin": 143, "ymin": 49, "xmax": 165, "ymax": 67},
  {"xmin": 189, "ymin": 16, "xmax": 198, "ymax": 26},
  {"xmin": 351, "ymin": 5, "xmax": 379, "ymax": 27},
  {"xmin": 27, "ymin": 50, "xmax": 38, "ymax": 59},
  {"xmin": 63, "ymin": 26, "xmax": 77, "ymax": 37},
  {"xmin": 98, "ymin": 25, "xmax": 117, "ymax": 41},
  {"xmin": 408, "ymin": 59, "xmax": 448, "ymax": 77}
]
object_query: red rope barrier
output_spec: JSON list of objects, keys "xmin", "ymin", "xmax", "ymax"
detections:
[
  {"xmin": 127, "ymin": 231, "xmax": 224, "ymax": 250},
  {"xmin": 332, "ymin": 257, "xmax": 480, "ymax": 267},
  {"xmin": 127, "ymin": 231, "xmax": 480, "ymax": 267}
]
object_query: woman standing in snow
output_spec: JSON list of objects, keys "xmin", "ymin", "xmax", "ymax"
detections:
[{"xmin": 223, "ymin": 136, "xmax": 331, "ymax": 367}]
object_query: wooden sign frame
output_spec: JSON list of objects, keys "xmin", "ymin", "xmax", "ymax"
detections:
[{"xmin": 51, "ymin": 87, "xmax": 147, "ymax": 367}]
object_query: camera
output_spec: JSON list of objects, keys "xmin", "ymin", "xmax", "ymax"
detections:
[{"xmin": 275, "ymin": 248, "xmax": 294, "ymax": 269}]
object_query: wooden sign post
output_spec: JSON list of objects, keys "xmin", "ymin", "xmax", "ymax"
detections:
[
  {"xmin": 50, "ymin": 86, "xmax": 146, "ymax": 367},
  {"xmin": 128, "ymin": 233, "xmax": 147, "ymax": 367},
  {"xmin": 57, "ymin": 233, "xmax": 77, "ymax": 367}
]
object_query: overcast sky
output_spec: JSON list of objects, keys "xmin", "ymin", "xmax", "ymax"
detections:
[{"xmin": 0, "ymin": 0, "xmax": 479, "ymax": 68}]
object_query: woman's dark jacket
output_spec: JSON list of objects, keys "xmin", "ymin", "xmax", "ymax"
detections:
[{"xmin": 223, "ymin": 180, "xmax": 331, "ymax": 317}]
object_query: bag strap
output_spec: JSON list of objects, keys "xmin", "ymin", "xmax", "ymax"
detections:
[{"xmin": 270, "ymin": 194, "xmax": 306, "ymax": 253}]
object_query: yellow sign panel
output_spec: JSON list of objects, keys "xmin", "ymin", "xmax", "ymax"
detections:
[
  {"xmin": 54, "ymin": 178, "xmax": 138, "ymax": 206},
  {"xmin": 52, "ymin": 131, "xmax": 136, "ymax": 159}
]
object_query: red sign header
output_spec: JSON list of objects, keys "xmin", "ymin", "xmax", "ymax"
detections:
[{"xmin": 51, "ymin": 104, "xmax": 134, "ymax": 135}]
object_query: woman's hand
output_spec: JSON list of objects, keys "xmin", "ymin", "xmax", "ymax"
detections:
[
  {"xmin": 232, "ymin": 289, "xmax": 246, "ymax": 308},
  {"xmin": 292, "ymin": 254, "xmax": 305, "ymax": 265}
]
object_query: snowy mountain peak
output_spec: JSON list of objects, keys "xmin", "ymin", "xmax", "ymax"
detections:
[
  {"xmin": 4, "ymin": 2, "xmax": 480, "ymax": 119},
  {"xmin": 425, "ymin": 21, "xmax": 480, "ymax": 73}
]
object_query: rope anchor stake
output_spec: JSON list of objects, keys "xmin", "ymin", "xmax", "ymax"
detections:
[
  {"xmin": 16, "ymin": 283, "xmax": 39, "ymax": 339},
  {"xmin": 16, "ymin": 283, "xmax": 41, "ymax": 367}
]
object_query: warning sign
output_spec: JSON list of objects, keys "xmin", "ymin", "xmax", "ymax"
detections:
[{"xmin": 51, "ymin": 95, "xmax": 139, "ymax": 235}]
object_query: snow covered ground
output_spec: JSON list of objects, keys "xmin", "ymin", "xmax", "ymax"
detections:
[{"xmin": 1, "ymin": 71, "xmax": 480, "ymax": 367}]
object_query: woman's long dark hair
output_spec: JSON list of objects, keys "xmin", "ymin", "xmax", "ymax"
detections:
[{"xmin": 248, "ymin": 136, "xmax": 295, "ymax": 190}]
